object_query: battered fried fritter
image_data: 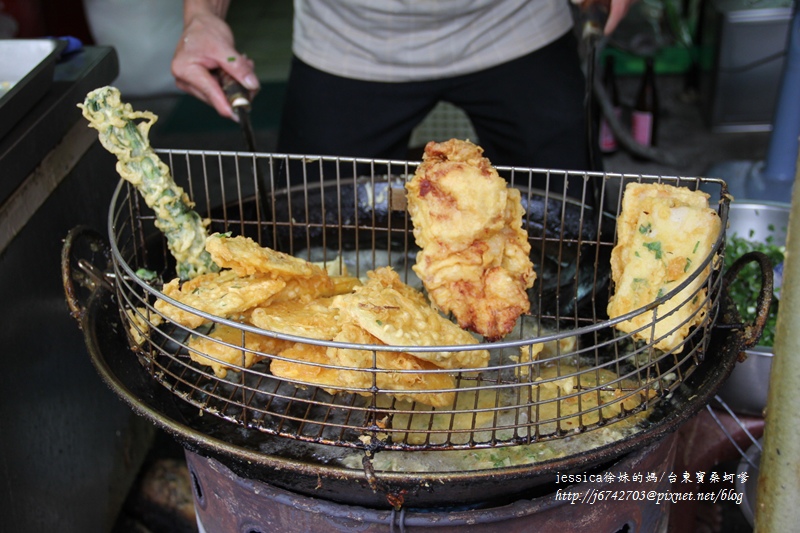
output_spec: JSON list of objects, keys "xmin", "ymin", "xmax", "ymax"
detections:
[
  {"xmin": 270, "ymin": 326, "xmax": 456, "ymax": 408},
  {"xmin": 206, "ymin": 233, "xmax": 320, "ymax": 278},
  {"xmin": 156, "ymin": 236, "xmax": 359, "ymax": 330},
  {"xmin": 156, "ymin": 232, "xmax": 482, "ymax": 403},
  {"xmin": 250, "ymin": 298, "xmax": 342, "ymax": 340},
  {"xmin": 333, "ymin": 267, "xmax": 490, "ymax": 370},
  {"xmin": 329, "ymin": 323, "xmax": 457, "ymax": 407},
  {"xmin": 155, "ymin": 270, "xmax": 286, "ymax": 329},
  {"xmin": 269, "ymin": 342, "xmax": 341, "ymax": 392},
  {"xmin": 187, "ymin": 323, "xmax": 292, "ymax": 378},
  {"xmin": 607, "ymin": 182, "xmax": 722, "ymax": 352},
  {"xmin": 406, "ymin": 139, "xmax": 535, "ymax": 340}
]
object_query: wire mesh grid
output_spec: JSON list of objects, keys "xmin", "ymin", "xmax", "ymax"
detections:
[{"xmin": 108, "ymin": 150, "xmax": 730, "ymax": 451}]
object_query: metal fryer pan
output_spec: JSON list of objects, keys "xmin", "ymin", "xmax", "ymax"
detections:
[
  {"xmin": 63, "ymin": 180, "xmax": 771, "ymax": 509},
  {"xmin": 73, "ymin": 268, "xmax": 756, "ymax": 508}
]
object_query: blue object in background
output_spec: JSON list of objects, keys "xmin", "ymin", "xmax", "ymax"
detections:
[
  {"xmin": 58, "ymin": 36, "xmax": 84, "ymax": 56},
  {"xmin": 747, "ymin": 5, "xmax": 800, "ymax": 201}
]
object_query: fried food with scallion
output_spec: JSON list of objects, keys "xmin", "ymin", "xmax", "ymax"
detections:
[
  {"xmin": 333, "ymin": 267, "xmax": 490, "ymax": 370},
  {"xmin": 607, "ymin": 182, "xmax": 721, "ymax": 352},
  {"xmin": 80, "ymin": 86, "xmax": 218, "ymax": 280},
  {"xmin": 250, "ymin": 298, "xmax": 342, "ymax": 340},
  {"xmin": 155, "ymin": 270, "xmax": 287, "ymax": 329}
]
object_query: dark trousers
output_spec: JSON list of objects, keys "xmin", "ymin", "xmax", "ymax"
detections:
[{"xmin": 277, "ymin": 31, "xmax": 588, "ymax": 173}]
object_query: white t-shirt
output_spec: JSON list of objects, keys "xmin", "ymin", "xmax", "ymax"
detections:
[{"xmin": 292, "ymin": 0, "xmax": 574, "ymax": 82}]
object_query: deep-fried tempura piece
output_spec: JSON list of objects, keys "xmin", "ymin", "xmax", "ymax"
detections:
[
  {"xmin": 206, "ymin": 233, "xmax": 360, "ymax": 302},
  {"xmin": 406, "ymin": 139, "xmax": 535, "ymax": 340},
  {"xmin": 155, "ymin": 270, "xmax": 286, "ymax": 329},
  {"xmin": 188, "ymin": 323, "xmax": 292, "ymax": 378},
  {"xmin": 206, "ymin": 233, "xmax": 320, "ymax": 278},
  {"xmin": 80, "ymin": 87, "xmax": 218, "ymax": 280},
  {"xmin": 607, "ymin": 182, "xmax": 721, "ymax": 352},
  {"xmin": 333, "ymin": 267, "xmax": 489, "ymax": 370},
  {"xmin": 269, "ymin": 342, "xmax": 344, "ymax": 394},
  {"xmin": 329, "ymin": 323, "xmax": 456, "ymax": 407},
  {"xmin": 126, "ymin": 306, "xmax": 163, "ymax": 347},
  {"xmin": 270, "ymin": 326, "xmax": 456, "ymax": 407},
  {"xmin": 250, "ymin": 298, "xmax": 342, "ymax": 340}
]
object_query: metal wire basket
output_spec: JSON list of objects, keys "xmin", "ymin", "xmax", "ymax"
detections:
[{"xmin": 109, "ymin": 150, "xmax": 730, "ymax": 452}]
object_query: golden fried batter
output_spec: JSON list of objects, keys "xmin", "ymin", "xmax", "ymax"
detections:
[
  {"xmin": 188, "ymin": 323, "xmax": 292, "ymax": 378},
  {"xmin": 270, "ymin": 327, "xmax": 456, "ymax": 407},
  {"xmin": 205, "ymin": 233, "xmax": 357, "ymax": 302},
  {"xmin": 333, "ymin": 267, "xmax": 490, "ymax": 370},
  {"xmin": 250, "ymin": 298, "xmax": 342, "ymax": 340},
  {"xmin": 155, "ymin": 236, "xmax": 359, "ymax": 332},
  {"xmin": 329, "ymin": 323, "xmax": 457, "ymax": 407},
  {"xmin": 206, "ymin": 233, "xmax": 320, "ymax": 278},
  {"xmin": 607, "ymin": 182, "xmax": 721, "ymax": 352},
  {"xmin": 155, "ymin": 270, "xmax": 286, "ymax": 329},
  {"xmin": 269, "ymin": 342, "xmax": 340, "ymax": 392},
  {"xmin": 406, "ymin": 139, "xmax": 535, "ymax": 340}
]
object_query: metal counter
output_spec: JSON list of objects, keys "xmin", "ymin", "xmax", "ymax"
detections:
[{"xmin": 0, "ymin": 45, "xmax": 156, "ymax": 532}]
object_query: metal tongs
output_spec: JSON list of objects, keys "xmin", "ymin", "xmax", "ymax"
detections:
[
  {"xmin": 215, "ymin": 69, "xmax": 259, "ymax": 153},
  {"xmin": 214, "ymin": 69, "xmax": 277, "ymax": 245},
  {"xmin": 578, "ymin": 0, "xmax": 611, "ymax": 172}
]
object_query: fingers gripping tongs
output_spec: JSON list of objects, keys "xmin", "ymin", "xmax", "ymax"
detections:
[{"xmin": 216, "ymin": 70, "xmax": 259, "ymax": 153}]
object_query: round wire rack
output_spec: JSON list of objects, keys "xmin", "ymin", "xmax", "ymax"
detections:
[{"xmin": 109, "ymin": 150, "xmax": 730, "ymax": 451}]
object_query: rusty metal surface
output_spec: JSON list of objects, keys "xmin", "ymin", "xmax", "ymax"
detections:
[{"xmin": 188, "ymin": 433, "xmax": 676, "ymax": 533}]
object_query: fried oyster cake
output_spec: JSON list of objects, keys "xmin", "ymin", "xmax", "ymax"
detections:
[
  {"xmin": 607, "ymin": 182, "xmax": 722, "ymax": 352},
  {"xmin": 405, "ymin": 139, "xmax": 536, "ymax": 340}
]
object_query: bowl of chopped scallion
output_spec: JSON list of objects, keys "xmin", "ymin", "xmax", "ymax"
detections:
[{"xmin": 718, "ymin": 201, "xmax": 788, "ymax": 416}]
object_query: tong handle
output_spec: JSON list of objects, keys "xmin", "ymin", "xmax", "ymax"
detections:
[{"xmin": 214, "ymin": 69, "xmax": 251, "ymax": 110}]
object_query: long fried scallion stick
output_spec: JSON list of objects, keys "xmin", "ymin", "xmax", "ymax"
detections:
[{"xmin": 79, "ymin": 86, "xmax": 218, "ymax": 280}]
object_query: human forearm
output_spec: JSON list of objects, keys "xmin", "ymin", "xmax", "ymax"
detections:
[
  {"xmin": 184, "ymin": 0, "xmax": 232, "ymax": 20},
  {"xmin": 173, "ymin": 0, "xmax": 259, "ymax": 119}
]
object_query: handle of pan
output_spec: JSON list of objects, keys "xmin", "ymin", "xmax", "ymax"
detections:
[
  {"xmin": 61, "ymin": 225, "xmax": 115, "ymax": 322},
  {"xmin": 721, "ymin": 250, "xmax": 774, "ymax": 351}
]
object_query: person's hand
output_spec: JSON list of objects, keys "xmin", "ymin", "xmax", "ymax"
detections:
[
  {"xmin": 573, "ymin": 0, "xmax": 637, "ymax": 37},
  {"xmin": 605, "ymin": 0, "xmax": 637, "ymax": 35},
  {"xmin": 172, "ymin": 9, "xmax": 259, "ymax": 120}
]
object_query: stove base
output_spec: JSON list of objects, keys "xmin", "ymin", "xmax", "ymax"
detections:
[{"xmin": 187, "ymin": 435, "xmax": 676, "ymax": 533}]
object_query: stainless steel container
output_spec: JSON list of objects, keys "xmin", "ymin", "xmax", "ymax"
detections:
[
  {"xmin": 702, "ymin": 0, "xmax": 793, "ymax": 132},
  {"xmin": 718, "ymin": 201, "xmax": 789, "ymax": 415}
]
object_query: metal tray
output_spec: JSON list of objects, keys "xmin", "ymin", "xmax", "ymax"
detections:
[{"xmin": 0, "ymin": 39, "xmax": 62, "ymax": 141}]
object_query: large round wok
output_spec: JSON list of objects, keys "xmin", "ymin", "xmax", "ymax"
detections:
[
  {"xmin": 63, "ymin": 158, "xmax": 770, "ymax": 508},
  {"xmin": 70, "ymin": 258, "xmax": 762, "ymax": 508}
]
